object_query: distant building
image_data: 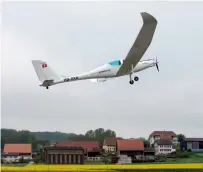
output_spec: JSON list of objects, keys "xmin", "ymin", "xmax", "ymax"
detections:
[
  {"xmin": 117, "ymin": 155, "xmax": 132, "ymax": 164},
  {"xmin": 103, "ymin": 137, "xmax": 123, "ymax": 153},
  {"xmin": 44, "ymin": 146, "xmax": 84, "ymax": 164},
  {"xmin": 3, "ymin": 143, "xmax": 32, "ymax": 162},
  {"xmin": 154, "ymin": 139, "xmax": 176, "ymax": 155},
  {"xmin": 149, "ymin": 131, "xmax": 178, "ymax": 146},
  {"xmin": 116, "ymin": 139, "xmax": 144, "ymax": 160},
  {"xmin": 144, "ymin": 148, "xmax": 155, "ymax": 161},
  {"xmin": 50, "ymin": 142, "xmax": 56, "ymax": 147},
  {"xmin": 180, "ymin": 138, "xmax": 203, "ymax": 153},
  {"xmin": 55, "ymin": 141, "xmax": 100, "ymax": 161}
]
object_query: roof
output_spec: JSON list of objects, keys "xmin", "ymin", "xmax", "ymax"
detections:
[
  {"xmin": 117, "ymin": 139, "xmax": 144, "ymax": 151},
  {"xmin": 184, "ymin": 138, "xmax": 203, "ymax": 142},
  {"xmin": 155, "ymin": 139, "xmax": 173, "ymax": 145},
  {"xmin": 45, "ymin": 146, "xmax": 84, "ymax": 151},
  {"xmin": 3, "ymin": 144, "xmax": 32, "ymax": 153},
  {"xmin": 2, "ymin": 153, "xmax": 20, "ymax": 156},
  {"xmin": 55, "ymin": 141, "xmax": 100, "ymax": 153},
  {"xmin": 103, "ymin": 137, "xmax": 123, "ymax": 146},
  {"xmin": 149, "ymin": 131, "xmax": 176, "ymax": 140}
]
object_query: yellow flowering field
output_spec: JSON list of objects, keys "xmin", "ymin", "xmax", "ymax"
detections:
[{"xmin": 1, "ymin": 163, "xmax": 203, "ymax": 172}]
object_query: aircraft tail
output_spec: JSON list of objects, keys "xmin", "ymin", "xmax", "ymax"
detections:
[{"xmin": 31, "ymin": 60, "xmax": 62, "ymax": 85}]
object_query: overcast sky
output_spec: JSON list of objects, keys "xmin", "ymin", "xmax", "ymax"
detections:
[{"xmin": 1, "ymin": 1, "xmax": 203, "ymax": 138}]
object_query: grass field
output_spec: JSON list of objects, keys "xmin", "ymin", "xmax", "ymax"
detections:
[
  {"xmin": 196, "ymin": 153, "xmax": 203, "ymax": 157},
  {"xmin": 1, "ymin": 163, "xmax": 203, "ymax": 172},
  {"xmin": 164, "ymin": 154, "xmax": 203, "ymax": 163}
]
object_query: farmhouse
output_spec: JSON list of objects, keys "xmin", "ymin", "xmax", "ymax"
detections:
[
  {"xmin": 44, "ymin": 146, "xmax": 84, "ymax": 164},
  {"xmin": 103, "ymin": 137, "xmax": 123, "ymax": 153},
  {"xmin": 116, "ymin": 139, "xmax": 144, "ymax": 160},
  {"xmin": 149, "ymin": 131, "xmax": 178, "ymax": 146},
  {"xmin": 55, "ymin": 141, "xmax": 100, "ymax": 161},
  {"xmin": 3, "ymin": 143, "xmax": 32, "ymax": 162},
  {"xmin": 154, "ymin": 139, "xmax": 176, "ymax": 155}
]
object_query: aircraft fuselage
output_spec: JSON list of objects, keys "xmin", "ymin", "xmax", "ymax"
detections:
[{"xmin": 54, "ymin": 59, "xmax": 157, "ymax": 85}]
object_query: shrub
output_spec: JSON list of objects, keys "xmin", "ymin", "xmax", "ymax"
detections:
[
  {"xmin": 175, "ymin": 152, "xmax": 191, "ymax": 158},
  {"xmin": 132, "ymin": 158, "xmax": 143, "ymax": 163},
  {"xmin": 167, "ymin": 152, "xmax": 176, "ymax": 158},
  {"xmin": 155, "ymin": 154, "xmax": 167, "ymax": 162},
  {"xmin": 111, "ymin": 156, "xmax": 119, "ymax": 164},
  {"xmin": 181, "ymin": 152, "xmax": 190, "ymax": 158},
  {"xmin": 19, "ymin": 157, "xmax": 32, "ymax": 163},
  {"xmin": 102, "ymin": 157, "xmax": 110, "ymax": 164},
  {"xmin": 19, "ymin": 157, "xmax": 24, "ymax": 163},
  {"xmin": 33, "ymin": 156, "xmax": 41, "ymax": 164}
]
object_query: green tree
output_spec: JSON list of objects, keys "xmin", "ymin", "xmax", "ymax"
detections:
[
  {"xmin": 144, "ymin": 140, "xmax": 150, "ymax": 148},
  {"xmin": 1, "ymin": 129, "xmax": 37, "ymax": 150},
  {"xmin": 85, "ymin": 130, "xmax": 95, "ymax": 138},
  {"xmin": 1, "ymin": 137, "xmax": 5, "ymax": 149},
  {"xmin": 103, "ymin": 129, "xmax": 116, "ymax": 139},
  {"xmin": 177, "ymin": 134, "xmax": 185, "ymax": 142},
  {"xmin": 1, "ymin": 128, "xmax": 117, "ymax": 150},
  {"xmin": 32, "ymin": 131, "xmax": 74, "ymax": 142},
  {"xmin": 138, "ymin": 137, "xmax": 150, "ymax": 148},
  {"xmin": 85, "ymin": 128, "xmax": 116, "ymax": 145},
  {"xmin": 70, "ymin": 134, "xmax": 96, "ymax": 141},
  {"xmin": 176, "ymin": 143, "xmax": 181, "ymax": 153},
  {"xmin": 94, "ymin": 128, "xmax": 105, "ymax": 141}
]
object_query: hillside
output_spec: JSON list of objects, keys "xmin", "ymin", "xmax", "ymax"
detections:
[
  {"xmin": 1, "ymin": 128, "xmax": 117, "ymax": 149},
  {"xmin": 32, "ymin": 131, "xmax": 76, "ymax": 142}
]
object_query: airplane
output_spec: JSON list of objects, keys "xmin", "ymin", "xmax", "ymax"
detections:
[{"xmin": 32, "ymin": 12, "xmax": 158, "ymax": 89}]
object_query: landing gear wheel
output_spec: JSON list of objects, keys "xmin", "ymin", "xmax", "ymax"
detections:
[
  {"xmin": 134, "ymin": 76, "xmax": 139, "ymax": 81},
  {"xmin": 46, "ymin": 86, "xmax": 49, "ymax": 89},
  {"xmin": 129, "ymin": 80, "xmax": 134, "ymax": 84}
]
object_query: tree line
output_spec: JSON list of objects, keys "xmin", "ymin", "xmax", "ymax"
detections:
[
  {"xmin": 1, "ymin": 128, "xmax": 117, "ymax": 150},
  {"xmin": 1, "ymin": 128, "xmax": 185, "ymax": 150}
]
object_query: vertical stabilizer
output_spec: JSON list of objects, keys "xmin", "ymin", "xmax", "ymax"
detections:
[{"xmin": 31, "ymin": 60, "xmax": 62, "ymax": 83}]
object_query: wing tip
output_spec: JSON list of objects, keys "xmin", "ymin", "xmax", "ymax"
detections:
[{"xmin": 141, "ymin": 12, "xmax": 157, "ymax": 24}]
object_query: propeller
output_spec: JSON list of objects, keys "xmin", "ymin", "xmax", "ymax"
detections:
[{"xmin": 155, "ymin": 58, "xmax": 159, "ymax": 72}]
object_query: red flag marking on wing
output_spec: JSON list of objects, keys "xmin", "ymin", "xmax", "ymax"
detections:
[{"xmin": 42, "ymin": 64, "xmax": 47, "ymax": 68}]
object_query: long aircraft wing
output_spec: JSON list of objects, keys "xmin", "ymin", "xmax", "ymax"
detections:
[{"xmin": 116, "ymin": 12, "xmax": 158, "ymax": 76}]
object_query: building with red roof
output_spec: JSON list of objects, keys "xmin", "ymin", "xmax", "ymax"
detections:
[
  {"xmin": 3, "ymin": 143, "xmax": 32, "ymax": 162},
  {"xmin": 149, "ymin": 131, "xmax": 178, "ymax": 146},
  {"xmin": 116, "ymin": 139, "xmax": 144, "ymax": 158},
  {"xmin": 55, "ymin": 141, "xmax": 100, "ymax": 158}
]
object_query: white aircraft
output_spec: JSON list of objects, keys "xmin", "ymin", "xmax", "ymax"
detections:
[{"xmin": 32, "ymin": 12, "xmax": 158, "ymax": 89}]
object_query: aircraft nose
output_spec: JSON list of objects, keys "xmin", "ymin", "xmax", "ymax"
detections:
[
  {"xmin": 153, "ymin": 58, "xmax": 158, "ymax": 64},
  {"xmin": 151, "ymin": 59, "xmax": 156, "ymax": 65}
]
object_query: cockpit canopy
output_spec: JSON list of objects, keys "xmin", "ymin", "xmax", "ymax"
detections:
[{"xmin": 108, "ymin": 60, "xmax": 121, "ymax": 66}]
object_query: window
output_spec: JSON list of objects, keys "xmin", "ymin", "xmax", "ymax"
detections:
[{"xmin": 108, "ymin": 60, "xmax": 121, "ymax": 66}]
